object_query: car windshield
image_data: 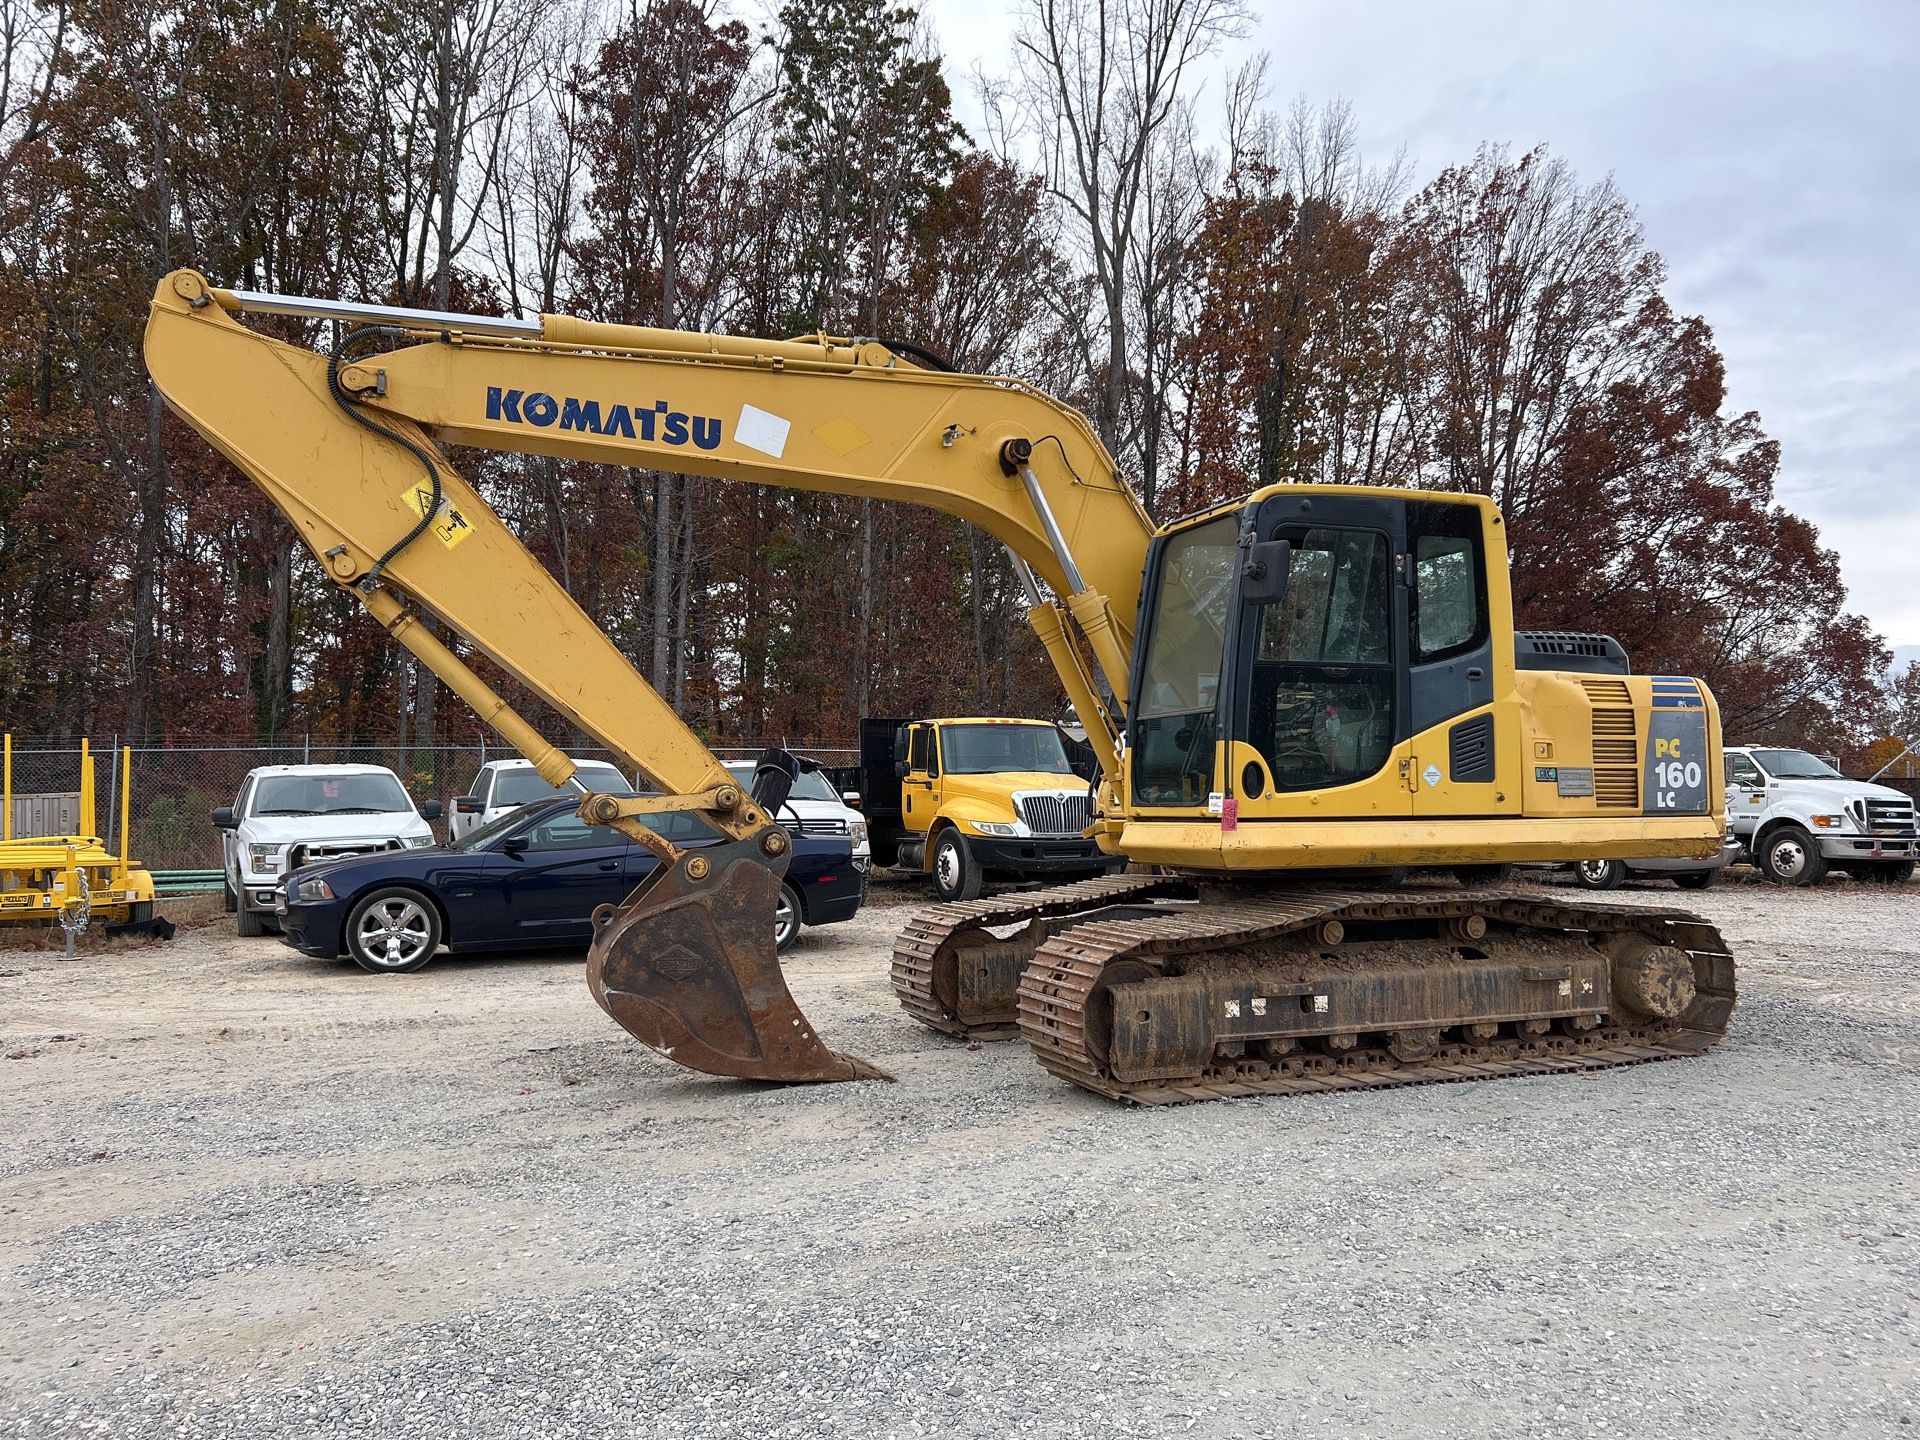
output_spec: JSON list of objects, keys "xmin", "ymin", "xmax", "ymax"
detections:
[
  {"xmin": 723, "ymin": 763, "xmax": 839, "ymax": 803},
  {"xmin": 941, "ymin": 724, "xmax": 1073, "ymax": 775},
  {"xmin": 493, "ymin": 762, "xmax": 628, "ymax": 806},
  {"xmin": 1751, "ymin": 749, "xmax": 1844, "ymax": 780},
  {"xmin": 252, "ymin": 772, "xmax": 412, "ymax": 817}
]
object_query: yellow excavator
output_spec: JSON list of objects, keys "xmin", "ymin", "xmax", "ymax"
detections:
[{"xmin": 143, "ymin": 271, "xmax": 1734, "ymax": 1104}]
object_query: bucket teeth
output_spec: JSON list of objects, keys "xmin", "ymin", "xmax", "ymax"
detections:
[{"xmin": 587, "ymin": 835, "xmax": 891, "ymax": 1084}]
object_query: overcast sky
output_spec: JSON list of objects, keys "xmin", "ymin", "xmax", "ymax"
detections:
[{"xmin": 923, "ymin": 0, "xmax": 1920, "ymax": 669}]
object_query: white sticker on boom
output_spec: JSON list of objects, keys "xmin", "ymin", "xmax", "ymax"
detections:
[{"xmin": 735, "ymin": 404, "xmax": 791, "ymax": 457}]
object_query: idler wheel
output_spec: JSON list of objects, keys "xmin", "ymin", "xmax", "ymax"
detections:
[{"xmin": 1607, "ymin": 935, "xmax": 1697, "ymax": 1020}]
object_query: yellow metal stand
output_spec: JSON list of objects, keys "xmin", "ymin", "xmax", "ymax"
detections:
[{"xmin": 0, "ymin": 735, "xmax": 155, "ymax": 929}]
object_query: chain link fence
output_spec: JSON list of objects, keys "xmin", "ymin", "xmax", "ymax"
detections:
[{"xmin": 2, "ymin": 736, "xmax": 859, "ymax": 870}]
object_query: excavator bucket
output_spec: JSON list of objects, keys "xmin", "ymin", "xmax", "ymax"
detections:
[{"xmin": 586, "ymin": 834, "xmax": 892, "ymax": 1084}]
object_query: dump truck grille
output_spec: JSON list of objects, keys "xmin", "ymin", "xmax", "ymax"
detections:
[
  {"xmin": 1581, "ymin": 680, "xmax": 1639, "ymax": 809},
  {"xmin": 1015, "ymin": 792, "xmax": 1091, "ymax": 836},
  {"xmin": 1854, "ymin": 797, "xmax": 1918, "ymax": 836}
]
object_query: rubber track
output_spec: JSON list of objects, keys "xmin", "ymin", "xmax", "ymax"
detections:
[
  {"xmin": 1014, "ymin": 887, "xmax": 1737, "ymax": 1106},
  {"xmin": 890, "ymin": 875, "xmax": 1187, "ymax": 1038}
]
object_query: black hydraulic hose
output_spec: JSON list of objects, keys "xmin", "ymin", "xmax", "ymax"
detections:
[
  {"xmin": 325, "ymin": 324, "xmax": 447, "ymax": 593},
  {"xmin": 874, "ymin": 337, "xmax": 955, "ymax": 373},
  {"xmin": 783, "ymin": 332, "xmax": 957, "ymax": 372}
]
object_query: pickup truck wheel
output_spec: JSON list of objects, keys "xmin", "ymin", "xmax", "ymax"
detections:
[
  {"xmin": 1672, "ymin": 869, "xmax": 1717, "ymax": 891},
  {"xmin": 931, "ymin": 830, "xmax": 982, "ymax": 902},
  {"xmin": 1571, "ymin": 859, "xmax": 1626, "ymax": 891},
  {"xmin": 345, "ymin": 888, "xmax": 442, "ymax": 973},
  {"xmin": 222, "ymin": 877, "xmax": 237, "ymax": 913},
  {"xmin": 774, "ymin": 882, "xmax": 803, "ymax": 952},
  {"xmin": 1872, "ymin": 859, "xmax": 1915, "ymax": 885},
  {"xmin": 235, "ymin": 904, "xmax": 269, "ymax": 937},
  {"xmin": 1758, "ymin": 827, "xmax": 1826, "ymax": 886}
]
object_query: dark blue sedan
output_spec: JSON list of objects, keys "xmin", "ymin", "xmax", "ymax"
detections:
[{"xmin": 275, "ymin": 797, "xmax": 863, "ymax": 974}]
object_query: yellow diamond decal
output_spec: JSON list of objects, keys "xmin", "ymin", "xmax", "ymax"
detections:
[{"xmin": 811, "ymin": 416, "xmax": 871, "ymax": 456}]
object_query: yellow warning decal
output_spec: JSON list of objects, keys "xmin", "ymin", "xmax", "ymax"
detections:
[{"xmin": 402, "ymin": 480, "xmax": 475, "ymax": 549}]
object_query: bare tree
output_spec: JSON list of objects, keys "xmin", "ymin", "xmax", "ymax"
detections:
[{"xmin": 1012, "ymin": 0, "xmax": 1246, "ymax": 457}]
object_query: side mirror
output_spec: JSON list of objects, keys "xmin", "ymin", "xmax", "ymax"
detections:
[
  {"xmin": 210, "ymin": 806, "xmax": 237, "ymax": 830},
  {"xmin": 419, "ymin": 800, "xmax": 444, "ymax": 821},
  {"xmin": 842, "ymin": 791, "xmax": 863, "ymax": 809},
  {"xmin": 455, "ymin": 796, "xmax": 484, "ymax": 813},
  {"xmin": 1241, "ymin": 539, "xmax": 1291, "ymax": 607},
  {"xmin": 893, "ymin": 727, "xmax": 910, "ymax": 763},
  {"xmin": 500, "ymin": 835, "xmax": 529, "ymax": 857},
  {"xmin": 894, "ymin": 760, "xmax": 908, "ymax": 780}
]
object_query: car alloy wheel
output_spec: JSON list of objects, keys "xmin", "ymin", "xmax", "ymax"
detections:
[
  {"xmin": 774, "ymin": 882, "xmax": 802, "ymax": 953},
  {"xmin": 347, "ymin": 889, "xmax": 441, "ymax": 973}
]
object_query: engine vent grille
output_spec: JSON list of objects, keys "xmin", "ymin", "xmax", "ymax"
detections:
[
  {"xmin": 1014, "ymin": 792, "xmax": 1091, "ymax": 836},
  {"xmin": 1581, "ymin": 680, "xmax": 1639, "ymax": 809},
  {"xmin": 1448, "ymin": 713, "xmax": 1496, "ymax": 783}
]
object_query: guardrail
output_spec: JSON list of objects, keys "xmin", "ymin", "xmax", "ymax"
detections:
[{"xmin": 150, "ymin": 869, "xmax": 224, "ymax": 896}]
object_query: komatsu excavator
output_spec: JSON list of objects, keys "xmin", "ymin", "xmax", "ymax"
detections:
[{"xmin": 144, "ymin": 271, "xmax": 1735, "ymax": 1105}]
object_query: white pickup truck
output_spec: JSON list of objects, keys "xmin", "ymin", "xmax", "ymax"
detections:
[
  {"xmin": 449, "ymin": 757, "xmax": 630, "ymax": 840},
  {"xmin": 1725, "ymin": 745, "xmax": 1918, "ymax": 885},
  {"xmin": 213, "ymin": 764, "xmax": 441, "ymax": 935}
]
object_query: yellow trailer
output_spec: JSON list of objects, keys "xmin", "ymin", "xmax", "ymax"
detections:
[{"xmin": 0, "ymin": 736, "xmax": 161, "ymax": 933}]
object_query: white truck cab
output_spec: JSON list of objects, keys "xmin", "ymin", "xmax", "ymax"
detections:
[
  {"xmin": 213, "ymin": 764, "xmax": 440, "ymax": 935},
  {"xmin": 1725, "ymin": 745, "xmax": 1917, "ymax": 885},
  {"xmin": 449, "ymin": 757, "xmax": 631, "ymax": 840}
]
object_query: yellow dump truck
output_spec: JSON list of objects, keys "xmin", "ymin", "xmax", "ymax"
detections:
[{"xmin": 859, "ymin": 717, "xmax": 1116, "ymax": 900}]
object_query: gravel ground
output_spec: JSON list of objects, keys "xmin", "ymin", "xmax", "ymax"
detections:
[{"xmin": 3, "ymin": 870, "xmax": 1918, "ymax": 1439}]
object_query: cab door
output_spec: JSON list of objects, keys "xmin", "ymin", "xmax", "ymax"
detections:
[
  {"xmin": 1725, "ymin": 752, "xmax": 1766, "ymax": 838},
  {"xmin": 901, "ymin": 723, "xmax": 939, "ymax": 835}
]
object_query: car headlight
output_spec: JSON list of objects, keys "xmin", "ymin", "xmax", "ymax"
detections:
[
  {"xmin": 296, "ymin": 877, "xmax": 334, "ymax": 901},
  {"xmin": 407, "ymin": 835, "xmax": 435, "ymax": 848},
  {"xmin": 971, "ymin": 821, "xmax": 1018, "ymax": 837},
  {"xmin": 849, "ymin": 821, "xmax": 868, "ymax": 848},
  {"xmin": 247, "ymin": 843, "xmax": 284, "ymax": 874},
  {"xmin": 1809, "ymin": 814, "xmax": 1845, "ymax": 829}
]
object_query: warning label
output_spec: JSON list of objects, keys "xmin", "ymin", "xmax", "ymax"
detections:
[{"xmin": 402, "ymin": 481, "xmax": 475, "ymax": 550}]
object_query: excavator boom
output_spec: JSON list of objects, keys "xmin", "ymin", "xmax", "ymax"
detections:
[{"xmin": 143, "ymin": 271, "xmax": 1153, "ymax": 1084}]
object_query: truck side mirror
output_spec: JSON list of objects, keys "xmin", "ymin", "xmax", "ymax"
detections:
[
  {"xmin": 893, "ymin": 727, "xmax": 910, "ymax": 763},
  {"xmin": 210, "ymin": 806, "xmax": 237, "ymax": 829},
  {"xmin": 842, "ymin": 791, "xmax": 862, "ymax": 809},
  {"xmin": 419, "ymin": 800, "xmax": 444, "ymax": 821},
  {"xmin": 1241, "ymin": 539, "xmax": 1291, "ymax": 607},
  {"xmin": 455, "ymin": 796, "xmax": 484, "ymax": 813},
  {"xmin": 894, "ymin": 760, "xmax": 908, "ymax": 780}
]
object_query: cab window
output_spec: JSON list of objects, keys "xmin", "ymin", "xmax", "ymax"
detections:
[
  {"xmin": 1727, "ymin": 754, "xmax": 1763, "ymax": 788},
  {"xmin": 1407, "ymin": 501, "xmax": 1488, "ymax": 663},
  {"xmin": 906, "ymin": 726, "xmax": 928, "ymax": 773}
]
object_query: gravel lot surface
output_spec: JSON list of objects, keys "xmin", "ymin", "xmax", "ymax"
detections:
[{"xmin": 3, "ymin": 870, "xmax": 1918, "ymax": 1439}]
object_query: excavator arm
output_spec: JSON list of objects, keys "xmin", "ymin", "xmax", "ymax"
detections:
[{"xmin": 143, "ymin": 270, "xmax": 1156, "ymax": 1085}]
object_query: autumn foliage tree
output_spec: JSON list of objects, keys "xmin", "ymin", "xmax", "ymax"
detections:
[{"xmin": 0, "ymin": 1, "xmax": 1896, "ymax": 766}]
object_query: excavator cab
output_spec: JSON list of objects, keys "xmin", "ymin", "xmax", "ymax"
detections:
[{"xmin": 1129, "ymin": 490, "xmax": 1504, "ymax": 826}]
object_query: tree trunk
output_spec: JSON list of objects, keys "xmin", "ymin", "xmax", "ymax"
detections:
[
  {"xmin": 264, "ymin": 537, "xmax": 293, "ymax": 739},
  {"xmin": 650, "ymin": 472, "xmax": 673, "ymax": 692},
  {"xmin": 125, "ymin": 382, "xmax": 168, "ymax": 742}
]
